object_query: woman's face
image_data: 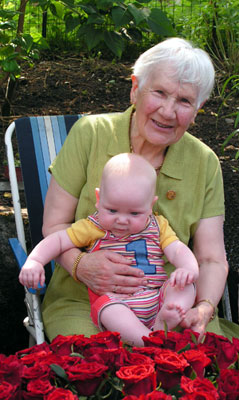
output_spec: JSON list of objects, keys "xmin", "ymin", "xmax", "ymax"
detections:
[{"xmin": 130, "ymin": 66, "xmax": 199, "ymax": 148}]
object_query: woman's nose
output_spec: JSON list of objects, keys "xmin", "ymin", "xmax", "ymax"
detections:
[{"xmin": 158, "ymin": 97, "xmax": 176, "ymax": 119}]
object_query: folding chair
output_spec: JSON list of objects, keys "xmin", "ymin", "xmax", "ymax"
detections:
[
  {"xmin": 4, "ymin": 115, "xmax": 83, "ymax": 345},
  {"xmin": 4, "ymin": 114, "xmax": 233, "ymax": 346}
]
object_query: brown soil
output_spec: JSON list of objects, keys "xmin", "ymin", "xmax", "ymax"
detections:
[{"xmin": 0, "ymin": 56, "xmax": 239, "ymax": 355}]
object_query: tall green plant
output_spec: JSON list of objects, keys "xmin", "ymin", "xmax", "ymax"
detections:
[{"xmin": 49, "ymin": 0, "xmax": 176, "ymax": 58}]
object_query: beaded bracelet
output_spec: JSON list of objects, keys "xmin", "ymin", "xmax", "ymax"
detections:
[
  {"xmin": 197, "ymin": 298, "xmax": 216, "ymax": 321},
  {"xmin": 72, "ymin": 252, "xmax": 86, "ymax": 283}
]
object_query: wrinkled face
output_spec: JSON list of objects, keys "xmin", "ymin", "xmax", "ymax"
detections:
[
  {"xmin": 95, "ymin": 177, "xmax": 155, "ymax": 237},
  {"xmin": 130, "ymin": 66, "xmax": 199, "ymax": 148}
]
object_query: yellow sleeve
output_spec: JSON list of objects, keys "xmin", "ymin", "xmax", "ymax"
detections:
[
  {"xmin": 155, "ymin": 215, "xmax": 179, "ymax": 250},
  {"xmin": 67, "ymin": 218, "xmax": 105, "ymax": 248}
]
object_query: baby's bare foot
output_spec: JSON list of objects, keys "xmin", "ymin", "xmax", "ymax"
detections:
[{"xmin": 154, "ymin": 303, "xmax": 185, "ymax": 331}]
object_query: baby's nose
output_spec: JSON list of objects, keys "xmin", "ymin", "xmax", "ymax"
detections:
[{"xmin": 116, "ymin": 215, "xmax": 128, "ymax": 223}]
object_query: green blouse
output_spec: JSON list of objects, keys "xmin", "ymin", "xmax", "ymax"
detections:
[{"xmin": 42, "ymin": 105, "xmax": 232, "ymax": 341}]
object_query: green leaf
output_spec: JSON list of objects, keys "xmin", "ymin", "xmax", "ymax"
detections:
[
  {"xmin": 147, "ymin": 8, "xmax": 175, "ymax": 36},
  {"xmin": 0, "ymin": 21, "xmax": 17, "ymax": 30},
  {"xmin": 2, "ymin": 59, "xmax": 20, "ymax": 74},
  {"xmin": 135, "ymin": 0, "xmax": 152, "ymax": 3},
  {"xmin": 78, "ymin": 4, "xmax": 97, "ymax": 15},
  {"xmin": 127, "ymin": 4, "xmax": 148, "ymax": 25},
  {"xmin": 177, "ymin": 343, "xmax": 191, "ymax": 354},
  {"xmin": 104, "ymin": 31, "xmax": 124, "ymax": 58},
  {"xmin": 65, "ymin": 15, "xmax": 81, "ymax": 33},
  {"xmin": 85, "ymin": 28, "xmax": 103, "ymax": 51},
  {"xmin": 87, "ymin": 14, "xmax": 104, "ymax": 25},
  {"xmin": 50, "ymin": 364, "xmax": 69, "ymax": 381},
  {"xmin": 112, "ymin": 6, "xmax": 131, "ymax": 28}
]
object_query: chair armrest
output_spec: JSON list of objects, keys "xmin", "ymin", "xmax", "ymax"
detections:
[{"xmin": 8, "ymin": 238, "xmax": 46, "ymax": 295}]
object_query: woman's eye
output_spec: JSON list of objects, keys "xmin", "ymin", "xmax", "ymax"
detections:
[{"xmin": 180, "ymin": 98, "xmax": 190, "ymax": 104}]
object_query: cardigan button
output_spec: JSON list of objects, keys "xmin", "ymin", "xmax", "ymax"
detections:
[{"xmin": 166, "ymin": 190, "xmax": 176, "ymax": 200}]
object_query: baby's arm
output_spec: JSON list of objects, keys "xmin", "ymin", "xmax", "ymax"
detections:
[
  {"xmin": 163, "ymin": 240, "xmax": 199, "ymax": 289},
  {"xmin": 19, "ymin": 230, "xmax": 75, "ymax": 289}
]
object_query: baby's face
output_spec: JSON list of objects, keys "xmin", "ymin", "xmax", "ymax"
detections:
[{"xmin": 96, "ymin": 178, "xmax": 154, "ymax": 237}]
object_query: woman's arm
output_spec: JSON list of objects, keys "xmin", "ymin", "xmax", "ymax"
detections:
[
  {"xmin": 180, "ymin": 215, "xmax": 229, "ymax": 339},
  {"xmin": 42, "ymin": 177, "xmax": 148, "ymax": 295}
]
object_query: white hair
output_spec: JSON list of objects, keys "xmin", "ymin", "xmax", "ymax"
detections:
[{"xmin": 132, "ymin": 37, "xmax": 215, "ymax": 108}]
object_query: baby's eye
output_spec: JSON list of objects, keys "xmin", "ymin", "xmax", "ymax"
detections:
[
  {"xmin": 131, "ymin": 212, "xmax": 139, "ymax": 216},
  {"xmin": 109, "ymin": 209, "xmax": 117, "ymax": 214}
]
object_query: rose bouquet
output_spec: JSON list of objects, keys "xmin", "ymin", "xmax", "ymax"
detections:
[{"xmin": 0, "ymin": 329, "xmax": 239, "ymax": 399}]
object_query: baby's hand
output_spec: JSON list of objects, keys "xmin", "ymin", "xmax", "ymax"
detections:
[
  {"xmin": 19, "ymin": 260, "xmax": 45, "ymax": 289},
  {"xmin": 170, "ymin": 268, "xmax": 196, "ymax": 289}
]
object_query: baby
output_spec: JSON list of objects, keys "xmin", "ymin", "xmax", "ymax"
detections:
[{"xmin": 19, "ymin": 153, "xmax": 199, "ymax": 346}]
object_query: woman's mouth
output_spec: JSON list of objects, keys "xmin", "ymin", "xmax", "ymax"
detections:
[{"xmin": 152, "ymin": 119, "xmax": 172, "ymax": 129}]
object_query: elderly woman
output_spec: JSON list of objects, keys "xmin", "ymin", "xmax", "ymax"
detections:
[{"xmin": 41, "ymin": 37, "xmax": 237, "ymax": 342}]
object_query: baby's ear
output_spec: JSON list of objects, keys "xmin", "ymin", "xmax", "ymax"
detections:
[{"xmin": 95, "ymin": 188, "xmax": 100, "ymax": 208}]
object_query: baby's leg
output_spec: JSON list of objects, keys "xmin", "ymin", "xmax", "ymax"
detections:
[
  {"xmin": 154, "ymin": 283, "xmax": 195, "ymax": 331},
  {"xmin": 100, "ymin": 303, "xmax": 151, "ymax": 347}
]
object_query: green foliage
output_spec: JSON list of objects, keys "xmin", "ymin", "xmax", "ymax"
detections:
[
  {"xmin": 0, "ymin": 6, "xmax": 49, "ymax": 82},
  {"xmin": 220, "ymin": 75, "xmax": 239, "ymax": 161},
  {"xmin": 49, "ymin": 0, "xmax": 176, "ymax": 58}
]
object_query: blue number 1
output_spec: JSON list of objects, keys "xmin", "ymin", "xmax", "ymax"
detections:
[{"xmin": 126, "ymin": 239, "xmax": 156, "ymax": 274}]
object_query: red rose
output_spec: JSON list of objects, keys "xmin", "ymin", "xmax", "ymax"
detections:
[
  {"xmin": 123, "ymin": 391, "xmax": 173, "ymax": 399},
  {"xmin": 180, "ymin": 376, "xmax": 219, "ymax": 399},
  {"xmin": 116, "ymin": 363, "xmax": 156, "ymax": 396},
  {"xmin": 45, "ymin": 387, "xmax": 79, "ymax": 399},
  {"xmin": 17, "ymin": 342, "xmax": 51, "ymax": 358},
  {"xmin": 146, "ymin": 330, "xmax": 198, "ymax": 352},
  {"xmin": 20, "ymin": 351, "xmax": 53, "ymax": 366},
  {"xmin": 66, "ymin": 361, "xmax": 108, "ymax": 396},
  {"xmin": 0, "ymin": 354, "xmax": 23, "ymax": 386},
  {"xmin": 22, "ymin": 363, "xmax": 51, "ymax": 381},
  {"xmin": 217, "ymin": 368, "xmax": 239, "ymax": 399},
  {"xmin": 183, "ymin": 349, "xmax": 211, "ymax": 378},
  {"xmin": 26, "ymin": 377, "xmax": 54, "ymax": 398},
  {"xmin": 0, "ymin": 381, "xmax": 19, "ymax": 400},
  {"xmin": 90, "ymin": 331, "xmax": 122, "ymax": 348},
  {"xmin": 180, "ymin": 393, "xmax": 218, "ymax": 400},
  {"xmin": 154, "ymin": 349, "xmax": 189, "ymax": 390},
  {"xmin": 102, "ymin": 347, "xmax": 129, "ymax": 370},
  {"xmin": 132, "ymin": 347, "xmax": 161, "ymax": 359},
  {"xmin": 203, "ymin": 332, "xmax": 237, "ymax": 369},
  {"xmin": 124, "ymin": 352, "xmax": 155, "ymax": 367},
  {"xmin": 232, "ymin": 337, "xmax": 239, "ymax": 352},
  {"xmin": 142, "ymin": 333, "xmax": 164, "ymax": 348},
  {"xmin": 50, "ymin": 335, "xmax": 76, "ymax": 356},
  {"xmin": 72, "ymin": 335, "xmax": 94, "ymax": 355}
]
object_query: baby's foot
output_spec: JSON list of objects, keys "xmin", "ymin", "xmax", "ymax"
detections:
[{"xmin": 154, "ymin": 303, "xmax": 185, "ymax": 331}]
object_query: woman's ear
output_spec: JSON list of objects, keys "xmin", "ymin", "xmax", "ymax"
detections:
[
  {"xmin": 95, "ymin": 188, "xmax": 100, "ymax": 208},
  {"xmin": 130, "ymin": 74, "xmax": 138, "ymax": 105}
]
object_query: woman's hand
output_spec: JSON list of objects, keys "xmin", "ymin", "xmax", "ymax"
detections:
[
  {"xmin": 180, "ymin": 301, "xmax": 214, "ymax": 342},
  {"xmin": 76, "ymin": 250, "xmax": 148, "ymax": 296}
]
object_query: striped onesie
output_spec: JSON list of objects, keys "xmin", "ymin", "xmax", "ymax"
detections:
[{"xmin": 67, "ymin": 212, "xmax": 178, "ymax": 330}]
